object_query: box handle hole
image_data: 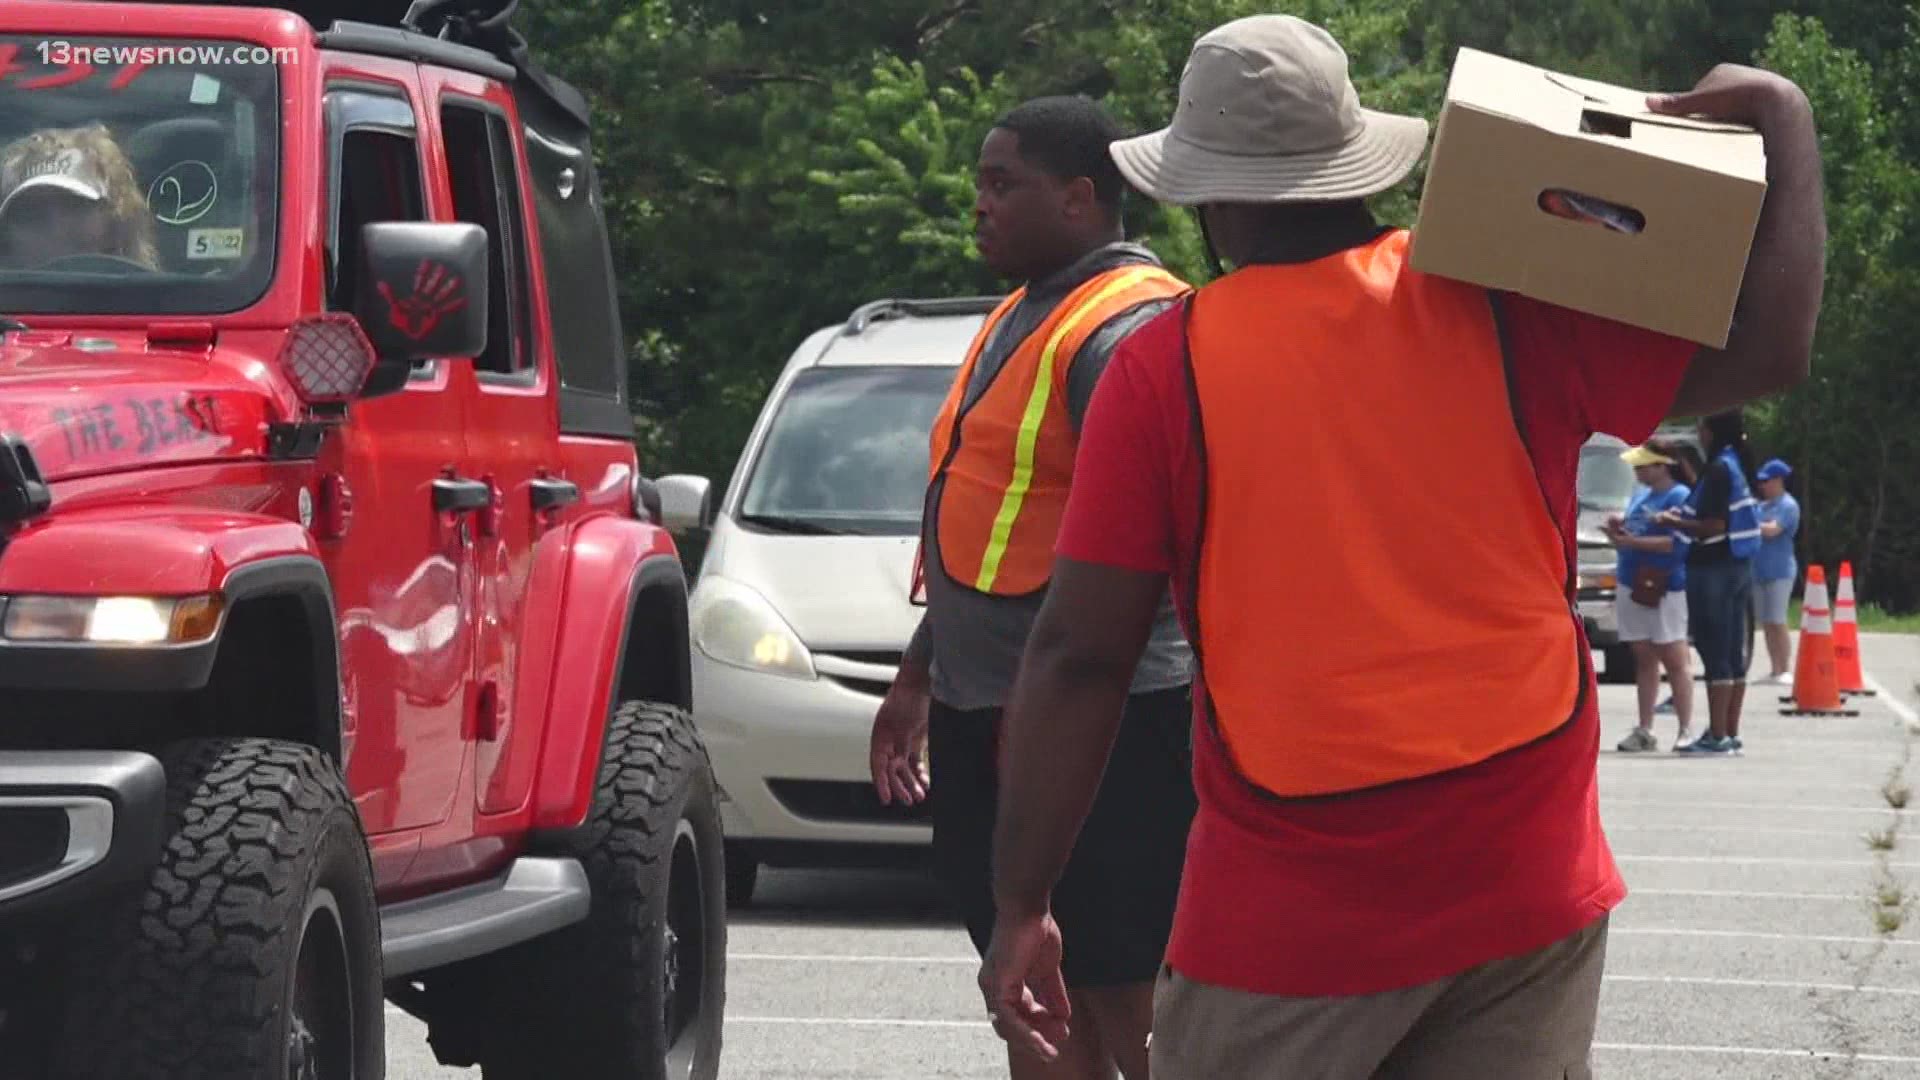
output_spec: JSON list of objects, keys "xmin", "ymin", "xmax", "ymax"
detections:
[
  {"xmin": 1579, "ymin": 111, "xmax": 1635, "ymax": 138},
  {"xmin": 1538, "ymin": 189, "xmax": 1645, "ymax": 234}
]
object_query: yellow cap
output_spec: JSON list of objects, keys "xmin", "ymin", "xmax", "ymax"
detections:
[{"xmin": 1620, "ymin": 444, "xmax": 1675, "ymax": 467}]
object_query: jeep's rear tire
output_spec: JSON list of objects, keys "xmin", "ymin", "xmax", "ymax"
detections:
[
  {"xmin": 53, "ymin": 738, "xmax": 383, "ymax": 1080},
  {"xmin": 475, "ymin": 701, "xmax": 726, "ymax": 1080}
]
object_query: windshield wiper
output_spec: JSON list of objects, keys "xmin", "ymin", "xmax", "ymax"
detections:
[{"xmin": 739, "ymin": 513, "xmax": 854, "ymax": 536}]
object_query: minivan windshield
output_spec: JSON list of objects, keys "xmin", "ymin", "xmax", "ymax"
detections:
[
  {"xmin": 1577, "ymin": 441, "xmax": 1637, "ymax": 511},
  {"xmin": 0, "ymin": 35, "xmax": 281, "ymax": 315},
  {"xmin": 738, "ymin": 365, "xmax": 955, "ymax": 537}
]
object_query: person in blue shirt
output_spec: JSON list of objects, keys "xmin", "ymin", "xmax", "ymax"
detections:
[
  {"xmin": 1606, "ymin": 440, "xmax": 1696, "ymax": 752},
  {"xmin": 1658, "ymin": 409, "xmax": 1764, "ymax": 755},
  {"xmin": 1752, "ymin": 458, "xmax": 1801, "ymax": 684}
]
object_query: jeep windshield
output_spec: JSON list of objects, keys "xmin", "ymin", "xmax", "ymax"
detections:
[
  {"xmin": 738, "ymin": 365, "xmax": 955, "ymax": 538},
  {"xmin": 0, "ymin": 35, "xmax": 279, "ymax": 316}
]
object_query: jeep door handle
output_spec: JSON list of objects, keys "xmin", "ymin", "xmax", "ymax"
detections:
[
  {"xmin": 433, "ymin": 476, "xmax": 492, "ymax": 514},
  {"xmin": 529, "ymin": 477, "xmax": 580, "ymax": 512}
]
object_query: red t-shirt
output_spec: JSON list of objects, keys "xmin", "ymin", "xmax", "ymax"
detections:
[{"xmin": 1056, "ymin": 284, "xmax": 1698, "ymax": 996}]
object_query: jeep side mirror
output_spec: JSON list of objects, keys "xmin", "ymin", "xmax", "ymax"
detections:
[
  {"xmin": 353, "ymin": 222, "xmax": 489, "ymax": 379},
  {"xmin": 656, "ymin": 475, "xmax": 713, "ymax": 533}
]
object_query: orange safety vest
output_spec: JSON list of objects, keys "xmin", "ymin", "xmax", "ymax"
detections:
[
  {"xmin": 926, "ymin": 263, "xmax": 1188, "ymax": 596},
  {"xmin": 1185, "ymin": 230, "xmax": 1583, "ymax": 798}
]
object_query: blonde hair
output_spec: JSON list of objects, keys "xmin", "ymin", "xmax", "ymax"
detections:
[{"xmin": 0, "ymin": 122, "xmax": 158, "ymax": 269}]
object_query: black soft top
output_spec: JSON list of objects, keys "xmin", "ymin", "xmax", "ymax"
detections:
[{"xmin": 174, "ymin": 0, "xmax": 590, "ymax": 129}]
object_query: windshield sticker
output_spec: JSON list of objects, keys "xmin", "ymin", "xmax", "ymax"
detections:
[
  {"xmin": 148, "ymin": 161, "xmax": 218, "ymax": 226},
  {"xmin": 0, "ymin": 46, "xmax": 150, "ymax": 93},
  {"xmin": 189, "ymin": 73, "xmax": 220, "ymax": 105},
  {"xmin": 187, "ymin": 228, "xmax": 244, "ymax": 260}
]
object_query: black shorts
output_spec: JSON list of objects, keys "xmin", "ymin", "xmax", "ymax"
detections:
[{"xmin": 928, "ymin": 684, "xmax": 1197, "ymax": 988}]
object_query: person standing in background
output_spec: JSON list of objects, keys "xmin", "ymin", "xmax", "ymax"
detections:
[
  {"xmin": 1608, "ymin": 440, "xmax": 1696, "ymax": 752},
  {"xmin": 1659, "ymin": 409, "xmax": 1764, "ymax": 755},
  {"xmin": 1752, "ymin": 458, "xmax": 1801, "ymax": 684}
]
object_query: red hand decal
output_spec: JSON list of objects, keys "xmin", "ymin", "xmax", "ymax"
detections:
[{"xmin": 377, "ymin": 260, "xmax": 467, "ymax": 342}]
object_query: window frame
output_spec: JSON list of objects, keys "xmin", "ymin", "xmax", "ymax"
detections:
[
  {"xmin": 436, "ymin": 91, "xmax": 537, "ymax": 387},
  {"xmin": 322, "ymin": 79, "xmax": 434, "ymax": 381}
]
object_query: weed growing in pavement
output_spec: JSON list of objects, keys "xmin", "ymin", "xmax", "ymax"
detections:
[
  {"xmin": 1884, "ymin": 777, "xmax": 1911, "ymax": 810},
  {"xmin": 1868, "ymin": 873, "xmax": 1908, "ymax": 935},
  {"xmin": 1868, "ymin": 827, "xmax": 1899, "ymax": 851}
]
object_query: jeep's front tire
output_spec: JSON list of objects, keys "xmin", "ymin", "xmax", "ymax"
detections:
[
  {"xmin": 474, "ymin": 701, "xmax": 727, "ymax": 1080},
  {"xmin": 54, "ymin": 738, "xmax": 383, "ymax": 1080}
]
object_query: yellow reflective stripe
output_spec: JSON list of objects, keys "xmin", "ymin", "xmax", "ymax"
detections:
[{"xmin": 973, "ymin": 267, "xmax": 1165, "ymax": 591}]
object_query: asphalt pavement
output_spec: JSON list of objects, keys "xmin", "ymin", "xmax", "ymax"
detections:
[{"xmin": 387, "ymin": 632, "xmax": 1920, "ymax": 1079}]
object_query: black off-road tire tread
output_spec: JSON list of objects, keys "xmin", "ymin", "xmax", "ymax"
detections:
[
  {"xmin": 475, "ymin": 700, "xmax": 725, "ymax": 1080},
  {"xmin": 53, "ymin": 737, "xmax": 381, "ymax": 1080}
]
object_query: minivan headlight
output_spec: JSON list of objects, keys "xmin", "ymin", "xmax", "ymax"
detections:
[{"xmin": 690, "ymin": 576, "xmax": 816, "ymax": 680}]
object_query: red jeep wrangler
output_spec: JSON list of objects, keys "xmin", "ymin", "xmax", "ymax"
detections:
[{"xmin": 0, "ymin": 2, "xmax": 726, "ymax": 1077}]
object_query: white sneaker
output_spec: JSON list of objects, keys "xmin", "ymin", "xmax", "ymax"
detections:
[{"xmin": 1673, "ymin": 726, "xmax": 1699, "ymax": 751}]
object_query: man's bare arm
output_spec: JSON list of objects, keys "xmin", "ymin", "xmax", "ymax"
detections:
[
  {"xmin": 991, "ymin": 558, "xmax": 1166, "ymax": 917},
  {"xmin": 1654, "ymin": 68, "xmax": 1827, "ymax": 416}
]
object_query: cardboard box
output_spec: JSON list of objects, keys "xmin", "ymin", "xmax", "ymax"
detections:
[{"xmin": 1409, "ymin": 47, "xmax": 1768, "ymax": 348}]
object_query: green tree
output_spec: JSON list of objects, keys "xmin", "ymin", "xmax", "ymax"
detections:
[
  {"xmin": 509, "ymin": 0, "xmax": 1917, "ymax": 610},
  {"xmin": 1750, "ymin": 11, "xmax": 1920, "ymax": 610}
]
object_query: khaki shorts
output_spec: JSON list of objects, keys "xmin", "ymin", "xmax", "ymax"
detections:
[{"xmin": 1149, "ymin": 916, "xmax": 1608, "ymax": 1079}]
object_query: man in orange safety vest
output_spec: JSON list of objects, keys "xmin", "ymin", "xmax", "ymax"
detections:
[{"xmin": 870, "ymin": 94, "xmax": 1195, "ymax": 1080}]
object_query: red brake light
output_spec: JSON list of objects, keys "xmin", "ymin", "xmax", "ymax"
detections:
[{"xmin": 279, "ymin": 315, "xmax": 377, "ymax": 404}]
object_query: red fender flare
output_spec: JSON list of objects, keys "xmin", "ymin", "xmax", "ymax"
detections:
[{"xmin": 525, "ymin": 513, "xmax": 686, "ymax": 831}]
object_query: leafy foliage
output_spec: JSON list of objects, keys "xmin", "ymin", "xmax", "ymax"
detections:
[{"xmin": 513, "ymin": 0, "xmax": 1917, "ymax": 610}]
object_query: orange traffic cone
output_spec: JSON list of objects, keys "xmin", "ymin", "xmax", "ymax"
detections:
[
  {"xmin": 1832, "ymin": 561, "xmax": 1877, "ymax": 697},
  {"xmin": 1780, "ymin": 566, "xmax": 1859, "ymax": 716}
]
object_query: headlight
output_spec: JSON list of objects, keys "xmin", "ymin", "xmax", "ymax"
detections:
[
  {"xmin": 1577, "ymin": 569, "xmax": 1618, "ymax": 591},
  {"xmin": 0, "ymin": 594, "xmax": 224, "ymax": 645},
  {"xmin": 689, "ymin": 576, "xmax": 815, "ymax": 680}
]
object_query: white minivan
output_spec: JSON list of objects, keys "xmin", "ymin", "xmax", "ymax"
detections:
[{"xmin": 658, "ymin": 297, "xmax": 997, "ymax": 905}]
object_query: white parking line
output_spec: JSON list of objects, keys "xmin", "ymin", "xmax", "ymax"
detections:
[
  {"xmin": 1615, "ymin": 854, "xmax": 1916, "ymax": 868},
  {"xmin": 1595, "ymin": 1041, "xmax": 1920, "ymax": 1064},
  {"xmin": 1607, "ymin": 824, "xmax": 1872, "ymax": 838},
  {"xmin": 735, "ymin": 952, "xmax": 973, "ymax": 964},
  {"xmin": 1604, "ymin": 974, "xmax": 1920, "ymax": 997},
  {"xmin": 718, "ymin": 1018, "xmax": 1920, "ymax": 1063},
  {"xmin": 732, "ymin": 926, "xmax": 1920, "ymax": 964},
  {"xmin": 731, "ymin": 1016, "xmax": 987, "ymax": 1029},
  {"xmin": 1628, "ymin": 888, "xmax": 1858, "ymax": 901},
  {"xmin": 1606, "ymin": 799, "xmax": 1918, "ymax": 816},
  {"xmin": 1866, "ymin": 673, "xmax": 1920, "ymax": 730},
  {"xmin": 1613, "ymin": 927, "xmax": 1920, "ymax": 947}
]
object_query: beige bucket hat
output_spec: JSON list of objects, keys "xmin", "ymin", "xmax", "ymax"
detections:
[{"xmin": 1111, "ymin": 14, "xmax": 1431, "ymax": 205}]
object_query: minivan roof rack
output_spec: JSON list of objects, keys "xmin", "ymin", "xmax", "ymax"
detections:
[{"xmin": 842, "ymin": 296, "xmax": 1002, "ymax": 336}]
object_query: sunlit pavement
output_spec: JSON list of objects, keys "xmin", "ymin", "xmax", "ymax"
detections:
[{"xmin": 388, "ymin": 633, "xmax": 1920, "ymax": 1079}]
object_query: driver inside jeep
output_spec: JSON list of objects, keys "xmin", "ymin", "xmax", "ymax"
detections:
[{"xmin": 0, "ymin": 123, "xmax": 158, "ymax": 270}]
